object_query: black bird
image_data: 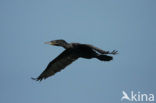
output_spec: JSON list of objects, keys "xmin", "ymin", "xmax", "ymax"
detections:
[{"xmin": 32, "ymin": 39, "xmax": 118, "ymax": 81}]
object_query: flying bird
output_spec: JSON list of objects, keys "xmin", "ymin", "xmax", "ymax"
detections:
[{"xmin": 32, "ymin": 39, "xmax": 118, "ymax": 81}]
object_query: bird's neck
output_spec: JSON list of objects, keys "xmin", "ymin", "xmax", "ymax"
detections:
[{"xmin": 62, "ymin": 43, "xmax": 72, "ymax": 49}]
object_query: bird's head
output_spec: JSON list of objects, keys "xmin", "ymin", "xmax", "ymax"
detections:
[{"xmin": 44, "ymin": 39, "xmax": 68, "ymax": 47}]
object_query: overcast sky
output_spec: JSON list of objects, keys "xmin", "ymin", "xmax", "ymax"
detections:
[{"xmin": 0, "ymin": 0, "xmax": 156, "ymax": 103}]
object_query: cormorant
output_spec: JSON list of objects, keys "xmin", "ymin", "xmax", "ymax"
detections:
[{"xmin": 32, "ymin": 39, "xmax": 118, "ymax": 81}]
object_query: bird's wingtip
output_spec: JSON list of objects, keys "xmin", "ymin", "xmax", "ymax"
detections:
[
  {"xmin": 31, "ymin": 77, "xmax": 38, "ymax": 81},
  {"xmin": 31, "ymin": 77, "xmax": 43, "ymax": 82}
]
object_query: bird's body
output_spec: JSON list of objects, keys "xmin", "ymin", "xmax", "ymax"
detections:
[
  {"xmin": 32, "ymin": 39, "xmax": 118, "ymax": 81},
  {"xmin": 68, "ymin": 43, "xmax": 97, "ymax": 59}
]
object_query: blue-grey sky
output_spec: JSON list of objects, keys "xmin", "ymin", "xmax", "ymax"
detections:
[{"xmin": 0, "ymin": 0, "xmax": 156, "ymax": 103}]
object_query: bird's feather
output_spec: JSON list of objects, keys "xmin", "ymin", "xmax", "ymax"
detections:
[
  {"xmin": 84, "ymin": 44, "xmax": 109, "ymax": 54},
  {"xmin": 33, "ymin": 49, "xmax": 79, "ymax": 81}
]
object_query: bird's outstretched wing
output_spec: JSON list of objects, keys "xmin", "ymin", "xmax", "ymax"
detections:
[
  {"xmin": 84, "ymin": 44, "xmax": 118, "ymax": 55},
  {"xmin": 32, "ymin": 49, "xmax": 79, "ymax": 81}
]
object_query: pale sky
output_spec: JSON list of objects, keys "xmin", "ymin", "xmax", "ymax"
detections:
[{"xmin": 0, "ymin": 0, "xmax": 156, "ymax": 103}]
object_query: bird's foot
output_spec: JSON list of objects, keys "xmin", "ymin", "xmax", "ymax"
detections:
[{"xmin": 109, "ymin": 50, "xmax": 118, "ymax": 55}]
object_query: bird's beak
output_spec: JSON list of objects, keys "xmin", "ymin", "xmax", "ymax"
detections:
[
  {"xmin": 44, "ymin": 41, "xmax": 57, "ymax": 45},
  {"xmin": 44, "ymin": 41, "xmax": 51, "ymax": 45}
]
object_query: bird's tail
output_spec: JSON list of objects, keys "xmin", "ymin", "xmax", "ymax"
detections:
[{"xmin": 97, "ymin": 55, "xmax": 113, "ymax": 61}]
